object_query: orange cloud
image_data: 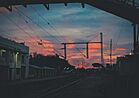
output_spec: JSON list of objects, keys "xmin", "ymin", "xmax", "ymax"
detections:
[
  {"xmin": 88, "ymin": 43, "xmax": 107, "ymax": 49},
  {"xmin": 67, "ymin": 40, "xmax": 75, "ymax": 49},
  {"xmin": 104, "ymin": 55, "xmax": 118, "ymax": 60},
  {"xmin": 17, "ymin": 36, "xmax": 127, "ymax": 66},
  {"xmin": 25, "ymin": 38, "xmax": 56, "ymax": 55},
  {"xmin": 89, "ymin": 49, "xmax": 98, "ymax": 53},
  {"xmin": 115, "ymin": 47, "xmax": 126, "ymax": 51},
  {"xmin": 89, "ymin": 43, "xmax": 101, "ymax": 49}
]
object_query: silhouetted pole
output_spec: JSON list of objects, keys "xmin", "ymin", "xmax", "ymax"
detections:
[
  {"xmin": 137, "ymin": 24, "xmax": 139, "ymax": 44},
  {"xmin": 100, "ymin": 32, "xmax": 104, "ymax": 65},
  {"xmin": 133, "ymin": 24, "xmax": 136, "ymax": 54},
  {"xmin": 62, "ymin": 41, "xmax": 101, "ymax": 59},
  {"xmin": 110, "ymin": 39, "xmax": 112, "ymax": 66},
  {"xmin": 86, "ymin": 43, "xmax": 89, "ymax": 59},
  {"xmin": 63, "ymin": 43, "xmax": 67, "ymax": 60}
]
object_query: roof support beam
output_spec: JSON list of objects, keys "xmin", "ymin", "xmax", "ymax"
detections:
[{"xmin": 0, "ymin": 0, "xmax": 139, "ymax": 23}]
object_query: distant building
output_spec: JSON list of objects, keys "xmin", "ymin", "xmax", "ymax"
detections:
[
  {"xmin": 0, "ymin": 36, "xmax": 29, "ymax": 81},
  {"xmin": 116, "ymin": 55, "xmax": 136, "ymax": 76},
  {"xmin": 28, "ymin": 65, "xmax": 56, "ymax": 78}
]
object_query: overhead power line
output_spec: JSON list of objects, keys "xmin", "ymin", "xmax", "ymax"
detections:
[
  {"xmin": 29, "ymin": 6, "xmax": 89, "ymax": 58},
  {"xmin": 30, "ymin": 6, "xmax": 67, "ymax": 42},
  {"xmin": 14, "ymin": 7, "xmax": 62, "ymax": 43},
  {"xmin": 14, "ymin": 7, "xmax": 65, "ymax": 57}
]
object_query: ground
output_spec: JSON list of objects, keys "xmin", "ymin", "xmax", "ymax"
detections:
[{"xmin": 0, "ymin": 73, "xmax": 138, "ymax": 98}]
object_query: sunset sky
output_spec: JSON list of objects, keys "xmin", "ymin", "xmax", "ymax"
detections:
[{"xmin": 0, "ymin": 3, "xmax": 134, "ymax": 67}]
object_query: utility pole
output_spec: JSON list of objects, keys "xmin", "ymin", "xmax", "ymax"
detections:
[
  {"xmin": 61, "ymin": 42, "xmax": 88, "ymax": 59},
  {"xmin": 63, "ymin": 43, "xmax": 67, "ymax": 60},
  {"xmin": 137, "ymin": 24, "xmax": 139, "ymax": 44},
  {"xmin": 62, "ymin": 41, "xmax": 101, "ymax": 59},
  {"xmin": 86, "ymin": 43, "xmax": 89, "ymax": 59},
  {"xmin": 110, "ymin": 39, "xmax": 112, "ymax": 66},
  {"xmin": 100, "ymin": 32, "xmax": 104, "ymax": 65},
  {"xmin": 133, "ymin": 23, "xmax": 137, "ymax": 54},
  {"xmin": 61, "ymin": 33, "xmax": 103, "ymax": 60}
]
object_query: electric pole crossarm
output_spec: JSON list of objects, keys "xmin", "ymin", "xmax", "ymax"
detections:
[{"xmin": 61, "ymin": 42, "xmax": 101, "ymax": 45}]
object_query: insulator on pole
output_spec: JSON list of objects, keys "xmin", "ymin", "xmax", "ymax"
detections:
[
  {"xmin": 64, "ymin": 3, "xmax": 67, "ymax": 6},
  {"xmin": 81, "ymin": 3, "xmax": 85, "ymax": 8},
  {"xmin": 43, "ymin": 4, "xmax": 49, "ymax": 10},
  {"xmin": 5, "ymin": 5, "xmax": 12, "ymax": 12}
]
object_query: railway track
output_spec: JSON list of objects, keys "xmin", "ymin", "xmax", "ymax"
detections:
[
  {"xmin": 0, "ymin": 74, "xmax": 85, "ymax": 98},
  {"xmin": 36, "ymin": 78, "xmax": 81, "ymax": 98}
]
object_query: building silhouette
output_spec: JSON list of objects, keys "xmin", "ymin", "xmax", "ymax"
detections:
[{"xmin": 0, "ymin": 36, "xmax": 29, "ymax": 81}]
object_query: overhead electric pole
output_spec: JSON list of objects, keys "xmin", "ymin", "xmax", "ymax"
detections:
[
  {"xmin": 61, "ymin": 41, "xmax": 100, "ymax": 60},
  {"xmin": 133, "ymin": 23, "xmax": 137, "ymax": 54},
  {"xmin": 86, "ymin": 43, "xmax": 89, "ymax": 59},
  {"xmin": 61, "ymin": 33, "xmax": 103, "ymax": 61},
  {"xmin": 100, "ymin": 32, "xmax": 104, "ymax": 65},
  {"xmin": 137, "ymin": 24, "xmax": 139, "ymax": 44},
  {"xmin": 63, "ymin": 43, "xmax": 67, "ymax": 60},
  {"xmin": 110, "ymin": 39, "xmax": 112, "ymax": 66}
]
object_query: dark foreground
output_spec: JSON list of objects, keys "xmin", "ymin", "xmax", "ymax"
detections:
[{"xmin": 0, "ymin": 73, "xmax": 138, "ymax": 98}]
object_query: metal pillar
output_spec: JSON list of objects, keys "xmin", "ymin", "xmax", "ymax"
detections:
[
  {"xmin": 110, "ymin": 39, "xmax": 112, "ymax": 66},
  {"xmin": 63, "ymin": 43, "xmax": 67, "ymax": 60},
  {"xmin": 137, "ymin": 24, "xmax": 139, "ymax": 44},
  {"xmin": 61, "ymin": 33, "xmax": 102, "ymax": 60},
  {"xmin": 133, "ymin": 23, "xmax": 136, "ymax": 54},
  {"xmin": 86, "ymin": 43, "xmax": 89, "ymax": 59},
  {"xmin": 100, "ymin": 32, "xmax": 104, "ymax": 65}
]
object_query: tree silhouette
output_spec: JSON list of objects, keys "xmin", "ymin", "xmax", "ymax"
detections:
[{"xmin": 29, "ymin": 53, "xmax": 75, "ymax": 73}]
